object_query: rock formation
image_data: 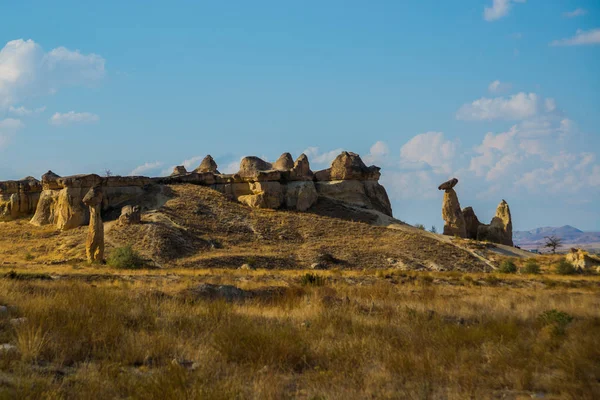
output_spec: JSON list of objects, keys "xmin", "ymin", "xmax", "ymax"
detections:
[
  {"xmin": 31, "ymin": 173, "xmax": 159, "ymax": 230},
  {"xmin": 1, "ymin": 150, "xmax": 393, "ymax": 228},
  {"xmin": 273, "ymin": 153, "xmax": 294, "ymax": 171},
  {"xmin": 438, "ymin": 178, "xmax": 467, "ymax": 238},
  {"xmin": 477, "ymin": 200, "xmax": 513, "ymax": 246},
  {"xmin": 118, "ymin": 205, "xmax": 141, "ymax": 225},
  {"xmin": 0, "ymin": 177, "xmax": 42, "ymax": 221},
  {"xmin": 462, "ymin": 207, "xmax": 481, "ymax": 240},
  {"xmin": 171, "ymin": 166, "xmax": 187, "ymax": 176},
  {"xmin": 195, "ymin": 155, "xmax": 220, "ymax": 174},
  {"xmin": 82, "ymin": 186, "xmax": 104, "ymax": 263},
  {"xmin": 438, "ymin": 178, "xmax": 458, "ymax": 191},
  {"xmin": 566, "ymin": 248, "xmax": 600, "ymax": 271}
]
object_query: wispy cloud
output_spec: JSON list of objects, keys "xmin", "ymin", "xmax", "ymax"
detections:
[
  {"xmin": 456, "ymin": 92, "xmax": 540, "ymax": 121},
  {"xmin": 130, "ymin": 161, "xmax": 163, "ymax": 176},
  {"xmin": 49, "ymin": 111, "xmax": 99, "ymax": 126},
  {"xmin": 550, "ymin": 28, "xmax": 600, "ymax": 46},
  {"xmin": 488, "ymin": 80, "xmax": 512, "ymax": 94},
  {"xmin": 8, "ymin": 105, "xmax": 46, "ymax": 117},
  {"xmin": 563, "ymin": 8, "xmax": 587, "ymax": 18},
  {"xmin": 484, "ymin": 0, "xmax": 526, "ymax": 22}
]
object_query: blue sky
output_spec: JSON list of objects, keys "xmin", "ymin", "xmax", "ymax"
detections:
[{"xmin": 1, "ymin": 0, "xmax": 599, "ymax": 231}]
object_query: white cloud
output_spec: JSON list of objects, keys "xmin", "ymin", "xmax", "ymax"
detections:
[
  {"xmin": 49, "ymin": 111, "xmax": 99, "ymax": 126},
  {"xmin": 363, "ymin": 141, "xmax": 389, "ymax": 165},
  {"xmin": 0, "ymin": 39, "xmax": 105, "ymax": 109},
  {"xmin": 0, "ymin": 118, "xmax": 24, "ymax": 149},
  {"xmin": 563, "ymin": 8, "xmax": 587, "ymax": 18},
  {"xmin": 456, "ymin": 92, "xmax": 539, "ymax": 121},
  {"xmin": 130, "ymin": 161, "xmax": 163, "ymax": 176},
  {"xmin": 8, "ymin": 105, "xmax": 45, "ymax": 116},
  {"xmin": 550, "ymin": 28, "xmax": 600, "ymax": 46},
  {"xmin": 488, "ymin": 80, "xmax": 512, "ymax": 94},
  {"xmin": 484, "ymin": 0, "xmax": 526, "ymax": 22},
  {"xmin": 400, "ymin": 132, "xmax": 456, "ymax": 174},
  {"xmin": 303, "ymin": 147, "xmax": 344, "ymax": 166}
]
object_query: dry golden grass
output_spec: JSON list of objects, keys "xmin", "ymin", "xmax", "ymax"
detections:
[
  {"xmin": 0, "ymin": 267, "xmax": 599, "ymax": 399},
  {"xmin": 1, "ymin": 184, "xmax": 599, "ymax": 398}
]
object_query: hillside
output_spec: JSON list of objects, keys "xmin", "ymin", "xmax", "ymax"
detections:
[
  {"xmin": 514, "ymin": 225, "xmax": 600, "ymax": 253},
  {"xmin": 0, "ymin": 184, "xmax": 509, "ymax": 272}
]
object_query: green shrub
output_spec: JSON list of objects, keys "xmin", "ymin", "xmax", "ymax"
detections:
[
  {"xmin": 24, "ymin": 252, "xmax": 35, "ymax": 261},
  {"xmin": 414, "ymin": 224, "xmax": 426, "ymax": 230},
  {"xmin": 521, "ymin": 259, "xmax": 541, "ymax": 274},
  {"xmin": 300, "ymin": 273, "xmax": 325, "ymax": 286},
  {"xmin": 554, "ymin": 259, "xmax": 576, "ymax": 275},
  {"xmin": 107, "ymin": 246, "xmax": 145, "ymax": 269},
  {"xmin": 538, "ymin": 309, "xmax": 573, "ymax": 335},
  {"xmin": 498, "ymin": 259, "xmax": 517, "ymax": 274}
]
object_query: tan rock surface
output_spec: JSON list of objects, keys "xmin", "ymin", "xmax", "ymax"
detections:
[
  {"xmin": 195, "ymin": 155, "xmax": 220, "ymax": 174},
  {"xmin": 441, "ymin": 189, "xmax": 466, "ymax": 238},
  {"xmin": 82, "ymin": 186, "xmax": 104, "ymax": 263}
]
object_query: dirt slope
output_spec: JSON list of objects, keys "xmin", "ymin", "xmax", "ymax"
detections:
[{"xmin": 0, "ymin": 184, "xmax": 500, "ymax": 271}]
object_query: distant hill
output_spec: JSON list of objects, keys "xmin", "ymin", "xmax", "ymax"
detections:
[{"xmin": 514, "ymin": 225, "xmax": 600, "ymax": 253}]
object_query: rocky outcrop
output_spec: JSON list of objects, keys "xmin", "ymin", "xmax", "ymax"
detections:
[
  {"xmin": 439, "ymin": 179, "xmax": 514, "ymax": 246},
  {"xmin": 171, "ymin": 166, "xmax": 187, "ymax": 176},
  {"xmin": 5, "ymin": 150, "xmax": 392, "ymax": 227},
  {"xmin": 237, "ymin": 156, "xmax": 273, "ymax": 178},
  {"xmin": 273, "ymin": 153, "xmax": 294, "ymax": 171},
  {"xmin": 315, "ymin": 151, "xmax": 381, "ymax": 181},
  {"xmin": 31, "ymin": 173, "xmax": 158, "ymax": 230},
  {"xmin": 462, "ymin": 207, "xmax": 481, "ymax": 240},
  {"xmin": 82, "ymin": 187, "xmax": 104, "ymax": 263},
  {"xmin": 477, "ymin": 200, "xmax": 513, "ymax": 246},
  {"xmin": 566, "ymin": 248, "xmax": 600, "ymax": 271},
  {"xmin": 118, "ymin": 205, "xmax": 141, "ymax": 225},
  {"xmin": 195, "ymin": 155, "xmax": 220, "ymax": 174},
  {"xmin": 441, "ymin": 188, "xmax": 467, "ymax": 238},
  {"xmin": 0, "ymin": 177, "xmax": 42, "ymax": 221},
  {"xmin": 438, "ymin": 178, "xmax": 458, "ymax": 191}
]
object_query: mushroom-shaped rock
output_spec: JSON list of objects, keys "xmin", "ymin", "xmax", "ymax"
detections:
[
  {"xmin": 195, "ymin": 155, "xmax": 220, "ymax": 174},
  {"xmin": 118, "ymin": 205, "xmax": 141, "ymax": 225},
  {"xmin": 441, "ymin": 188, "xmax": 466, "ymax": 238},
  {"xmin": 237, "ymin": 156, "xmax": 273, "ymax": 178},
  {"xmin": 324, "ymin": 151, "xmax": 381, "ymax": 181},
  {"xmin": 82, "ymin": 186, "xmax": 104, "ymax": 263},
  {"xmin": 438, "ymin": 178, "xmax": 458, "ymax": 191},
  {"xmin": 273, "ymin": 153, "xmax": 294, "ymax": 171},
  {"xmin": 171, "ymin": 166, "xmax": 187, "ymax": 176}
]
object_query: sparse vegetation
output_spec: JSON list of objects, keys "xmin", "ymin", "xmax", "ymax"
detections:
[
  {"xmin": 107, "ymin": 245, "xmax": 145, "ymax": 269},
  {"xmin": 430, "ymin": 225, "xmax": 437, "ymax": 233},
  {"xmin": 498, "ymin": 259, "xmax": 517, "ymax": 273},
  {"xmin": 414, "ymin": 223, "xmax": 426, "ymax": 230},
  {"xmin": 300, "ymin": 272, "xmax": 325, "ymax": 286},
  {"xmin": 0, "ymin": 269, "xmax": 598, "ymax": 398},
  {"xmin": 555, "ymin": 259, "xmax": 576, "ymax": 275},
  {"xmin": 521, "ymin": 259, "xmax": 541, "ymax": 274},
  {"xmin": 544, "ymin": 235, "xmax": 563, "ymax": 254}
]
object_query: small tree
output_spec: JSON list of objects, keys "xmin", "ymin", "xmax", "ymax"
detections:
[
  {"xmin": 544, "ymin": 235, "xmax": 562, "ymax": 254},
  {"xmin": 104, "ymin": 169, "xmax": 113, "ymax": 177},
  {"xmin": 430, "ymin": 226, "xmax": 437, "ymax": 234},
  {"xmin": 414, "ymin": 224, "xmax": 426, "ymax": 230}
]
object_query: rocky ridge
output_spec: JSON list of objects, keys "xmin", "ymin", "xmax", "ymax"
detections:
[{"xmin": 0, "ymin": 151, "xmax": 392, "ymax": 230}]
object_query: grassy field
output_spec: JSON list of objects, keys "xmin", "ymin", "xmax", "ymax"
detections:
[{"xmin": 1, "ymin": 266, "xmax": 599, "ymax": 399}]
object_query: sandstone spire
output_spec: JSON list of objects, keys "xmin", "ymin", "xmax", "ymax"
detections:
[{"xmin": 82, "ymin": 186, "xmax": 104, "ymax": 263}]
